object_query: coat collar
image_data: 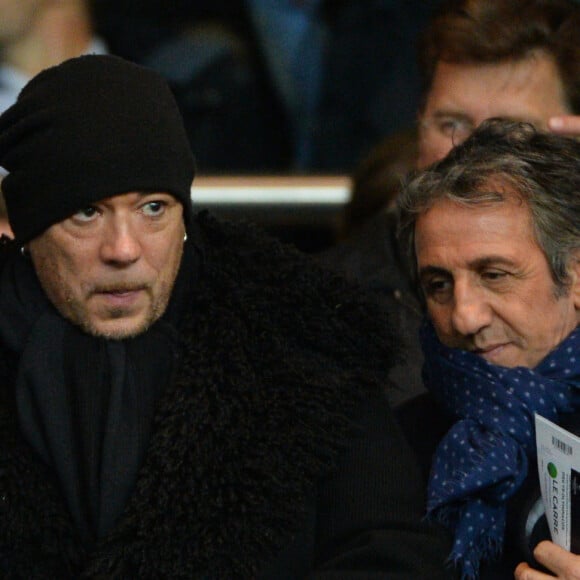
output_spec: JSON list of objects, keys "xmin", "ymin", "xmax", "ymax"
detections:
[{"xmin": 0, "ymin": 214, "xmax": 397, "ymax": 577}]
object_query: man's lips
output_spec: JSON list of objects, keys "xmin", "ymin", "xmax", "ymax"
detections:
[
  {"xmin": 102, "ymin": 289, "xmax": 140, "ymax": 295},
  {"xmin": 474, "ymin": 343, "xmax": 505, "ymax": 353},
  {"xmin": 93, "ymin": 286, "xmax": 147, "ymax": 307},
  {"xmin": 472, "ymin": 343, "xmax": 510, "ymax": 361},
  {"xmin": 93, "ymin": 284, "xmax": 147, "ymax": 294}
]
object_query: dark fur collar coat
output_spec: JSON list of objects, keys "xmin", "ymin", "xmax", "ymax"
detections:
[{"xmin": 0, "ymin": 213, "xmax": 449, "ymax": 578}]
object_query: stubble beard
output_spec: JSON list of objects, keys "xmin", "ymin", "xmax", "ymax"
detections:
[{"xmin": 61, "ymin": 284, "xmax": 173, "ymax": 340}]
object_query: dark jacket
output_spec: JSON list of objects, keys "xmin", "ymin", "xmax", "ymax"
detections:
[
  {"xmin": 317, "ymin": 209, "xmax": 425, "ymax": 407},
  {"xmin": 0, "ymin": 213, "xmax": 450, "ymax": 578}
]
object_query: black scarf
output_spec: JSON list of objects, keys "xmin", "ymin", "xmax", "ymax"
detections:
[{"xmin": 0, "ymin": 239, "xmax": 197, "ymax": 548}]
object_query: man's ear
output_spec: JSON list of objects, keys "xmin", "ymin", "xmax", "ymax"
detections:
[{"xmin": 569, "ymin": 250, "xmax": 580, "ymax": 311}]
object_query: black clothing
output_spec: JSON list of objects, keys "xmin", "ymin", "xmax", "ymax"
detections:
[
  {"xmin": 94, "ymin": 0, "xmax": 443, "ymax": 173},
  {"xmin": 0, "ymin": 240, "xmax": 199, "ymax": 545},
  {"xmin": 311, "ymin": 0, "xmax": 442, "ymax": 172},
  {"xmin": 317, "ymin": 209, "xmax": 425, "ymax": 407},
  {"xmin": 0, "ymin": 214, "xmax": 451, "ymax": 578},
  {"xmin": 94, "ymin": 1, "xmax": 293, "ymax": 173}
]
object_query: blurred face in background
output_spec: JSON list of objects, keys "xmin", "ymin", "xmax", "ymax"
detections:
[
  {"xmin": 417, "ymin": 53, "xmax": 571, "ymax": 168},
  {"xmin": 0, "ymin": 0, "xmax": 44, "ymax": 45}
]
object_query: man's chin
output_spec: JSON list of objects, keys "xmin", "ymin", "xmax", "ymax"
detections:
[
  {"xmin": 60, "ymin": 298, "xmax": 169, "ymax": 340},
  {"xmin": 78, "ymin": 314, "xmax": 156, "ymax": 340}
]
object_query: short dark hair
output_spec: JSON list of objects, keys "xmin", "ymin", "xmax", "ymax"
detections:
[
  {"xmin": 0, "ymin": 190, "xmax": 7, "ymax": 221},
  {"xmin": 398, "ymin": 118, "xmax": 580, "ymax": 293},
  {"xmin": 340, "ymin": 127, "xmax": 417, "ymax": 238},
  {"xmin": 419, "ymin": 0, "xmax": 580, "ymax": 113}
]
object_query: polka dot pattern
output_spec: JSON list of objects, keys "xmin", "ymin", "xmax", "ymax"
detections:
[{"xmin": 420, "ymin": 321, "xmax": 580, "ymax": 579}]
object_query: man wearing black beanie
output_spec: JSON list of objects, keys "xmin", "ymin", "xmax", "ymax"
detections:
[{"xmin": 0, "ymin": 54, "xmax": 450, "ymax": 578}]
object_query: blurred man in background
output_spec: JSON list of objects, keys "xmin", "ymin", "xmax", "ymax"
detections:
[
  {"xmin": 0, "ymin": 0, "xmax": 106, "ymax": 114},
  {"xmin": 320, "ymin": 0, "xmax": 580, "ymax": 407}
]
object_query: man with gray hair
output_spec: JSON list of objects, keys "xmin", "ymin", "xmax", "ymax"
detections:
[
  {"xmin": 319, "ymin": 0, "xmax": 580, "ymax": 409},
  {"xmin": 398, "ymin": 118, "xmax": 580, "ymax": 578},
  {"xmin": 0, "ymin": 0, "xmax": 106, "ymax": 115}
]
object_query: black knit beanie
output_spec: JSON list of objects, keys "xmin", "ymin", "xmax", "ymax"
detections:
[{"xmin": 0, "ymin": 54, "xmax": 195, "ymax": 243}]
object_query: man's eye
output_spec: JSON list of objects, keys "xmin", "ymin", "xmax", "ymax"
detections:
[
  {"xmin": 72, "ymin": 206, "xmax": 98, "ymax": 222},
  {"xmin": 142, "ymin": 201, "xmax": 165, "ymax": 216},
  {"xmin": 425, "ymin": 279, "xmax": 448, "ymax": 293},
  {"xmin": 437, "ymin": 119, "xmax": 458, "ymax": 136},
  {"xmin": 482, "ymin": 270, "xmax": 508, "ymax": 282},
  {"xmin": 437, "ymin": 117, "xmax": 474, "ymax": 142},
  {"xmin": 422, "ymin": 278, "xmax": 452, "ymax": 302}
]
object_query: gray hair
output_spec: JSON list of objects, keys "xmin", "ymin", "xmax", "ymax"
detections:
[{"xmin": 398, "ymin": 118, "xmax": 580, "ymax": 294}]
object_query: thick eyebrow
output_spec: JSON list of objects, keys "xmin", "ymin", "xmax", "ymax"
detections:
[
  {"xmin": 426, "ymin": 110, "xmax": 473, "ymax": 125},
  {"xmin": 418, "ymin": 255, "xmax": 518, "ymax": 281},
  {"xmin": 468, "ymin": 255, "xmax": 519, "ymax": 270},
  {"xmin": 418, "ymin": 265, "xmax": 450, "ymax": 285},
  {"xmin": 428, "ymin": 109, "xmax": 546, "ymax": 130}
]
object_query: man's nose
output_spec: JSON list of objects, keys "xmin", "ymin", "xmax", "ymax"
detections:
[
  {"xmin": 100, "ymin": 220, "xmax": 141, "ymax": 265},
  {"xmin": 450, "ymin": 280, "xmax": 492, "ymax": 337}
]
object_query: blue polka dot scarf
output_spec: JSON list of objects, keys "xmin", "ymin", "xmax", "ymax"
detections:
[{"xmin": 421, "ymin": 320, "xmax": 580, "ymax": 579}]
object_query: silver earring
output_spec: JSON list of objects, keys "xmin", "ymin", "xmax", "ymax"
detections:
[
  {"xmin": 183, "ymin": 233, "xmax": 188, "ymax": 242},
  {"xmin": 20, "ymin": 246, "xmax": 27, "ymax": 257}
]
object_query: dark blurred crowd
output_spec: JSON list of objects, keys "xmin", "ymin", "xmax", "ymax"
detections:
[{"xmin": 91, "ymin": 0, "xmax": 442, "ymax": 174}]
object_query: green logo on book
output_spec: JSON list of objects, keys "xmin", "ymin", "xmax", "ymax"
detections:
[{"xmin": 548, "ymin": 463, "xmax": 558, "ymax": 478}]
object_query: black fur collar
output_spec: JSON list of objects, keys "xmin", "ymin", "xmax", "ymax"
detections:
[{"xmin": 0, "ymin": 214, "xmax": 399, "ymax": 578}]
